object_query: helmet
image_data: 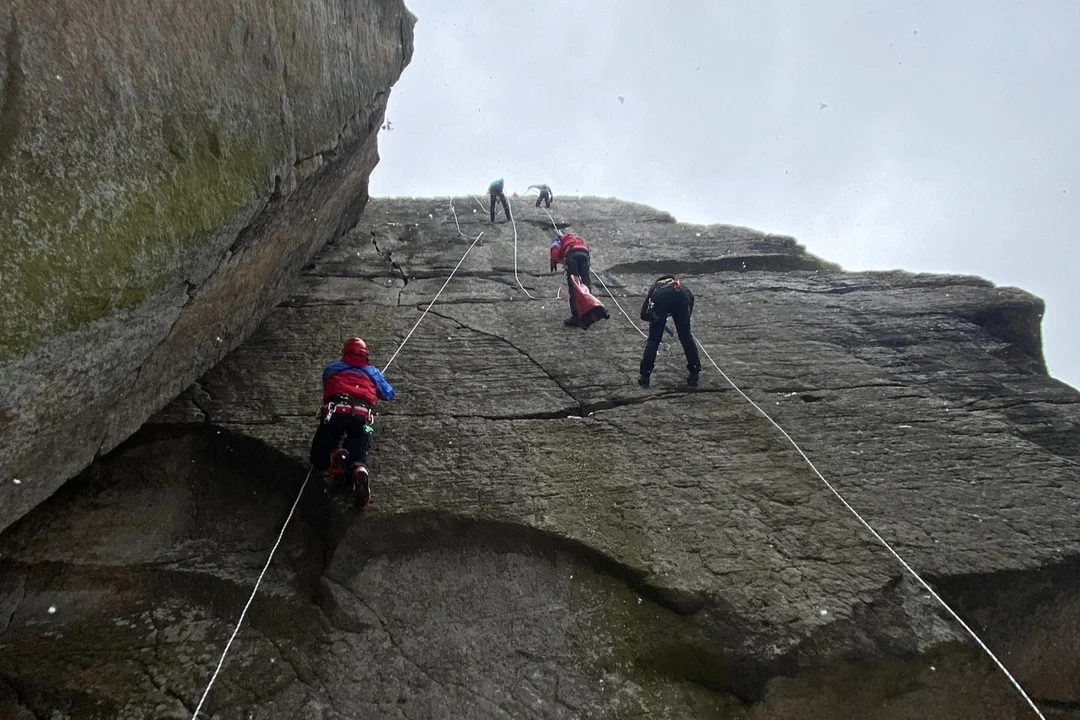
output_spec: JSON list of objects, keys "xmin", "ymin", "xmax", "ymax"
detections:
[{"xmin": 343, "ymin": 337, "xmax": 368, "ymax": 360}]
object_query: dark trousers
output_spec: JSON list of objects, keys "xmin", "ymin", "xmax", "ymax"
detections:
[
  {"xmin": 640, "ymin": 286, "xmax": 700, "ymax": 375},
  {"xmin": 490, "ymin": 191, "xmax": 511, "ymax": 221},
  {"xmin": 310, "ymin": 412, "xmax": 372, "ymax": 471},
  {"xmin": 565, "ymin": 250, "xmax": 592, "ymax": 318},
  {"xmin": 535, "ymin": 190, "xmax": 551, "ymax": 208}
]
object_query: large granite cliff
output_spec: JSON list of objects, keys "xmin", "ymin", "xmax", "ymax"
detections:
[
  {"xmin": 1, "ymin": 196, "xmax": 1077, "ymax": 719},
  {"xmin": 0, "ymin": 0, "xmax": 415, "ymax": 533}
]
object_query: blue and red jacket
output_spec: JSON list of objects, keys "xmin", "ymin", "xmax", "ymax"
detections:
[
  {"xmin": 322, "ymin": 352, "xmax": 395, "ymax": 408},
  {"xmin": 549, "ymin": 233, "xmax": 589, "ymax": 269}
]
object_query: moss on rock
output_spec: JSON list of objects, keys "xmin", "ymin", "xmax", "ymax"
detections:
[{"xmin": 1, "ymin": 133, "xmax": 268, "ymax": 360}]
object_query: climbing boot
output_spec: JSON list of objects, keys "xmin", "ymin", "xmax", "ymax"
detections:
[
  {"xmin": 638, "ymin": 373, "xmax": 650, "ymax": 388},
  {"xmin": 349, "ymin": 465, "xmax": 371, "ymax": 509},
  {"xmin": 687, "ymin": 370, "xmax": 700, "ymax": 388},
  {"xmin": 328, "ymin": 449, "xmax": 350, "ymax": 490}
]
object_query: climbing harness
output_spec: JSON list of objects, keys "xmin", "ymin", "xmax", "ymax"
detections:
[
  {"xmin": 190, "ymin": 212, "xmax": 485, "ymax": 720},
  {"xmin": 321, "ymin": 400, "xmax": 372, "ymax": 423}
]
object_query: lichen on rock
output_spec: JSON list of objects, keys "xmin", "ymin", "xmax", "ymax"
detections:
[{"xmin": 0, "ymin": 0, "xmax": 417, "ymax": 533}]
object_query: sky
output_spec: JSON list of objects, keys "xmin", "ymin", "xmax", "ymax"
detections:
[{"xmin": 369, "ymin": 0, "xmax": 1080, "ymax": 389}]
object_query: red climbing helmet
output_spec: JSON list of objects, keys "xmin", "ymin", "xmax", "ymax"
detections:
[{"xmin": 342, "ymin": 337, "xmax": 368, "ymax": 361}]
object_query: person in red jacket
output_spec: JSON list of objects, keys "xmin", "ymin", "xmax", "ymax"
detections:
[
  {"xmin": 549, "ymin": 232, "xmax": 593, "ymax": 326},
  {"xmin": 309, "ymin": 337, "xmax": 396, "ymax": 508}
]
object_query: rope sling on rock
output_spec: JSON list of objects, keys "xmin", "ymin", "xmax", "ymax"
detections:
[
  {"xmin": 474, "ymin": 193, "xmax": 549, "ymax": 301},
  {"xmin": 190, "ymin": 207, "xmax": 485, "ymax": 720},
  {"xmin": 534, "ymin": 199, "xmax": 1047, "ymax": 720}
]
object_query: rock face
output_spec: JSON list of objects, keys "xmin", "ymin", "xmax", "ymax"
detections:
[
  {"xmin": 2, "ymin": 196, "xmax": 1079, "ymax": 719},
  {"xmin": 0, "ymin": 0, "xmax": 415, "ymax": 532}
]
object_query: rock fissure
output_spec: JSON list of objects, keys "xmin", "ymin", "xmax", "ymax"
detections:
[
  {"xmin": 605, "ymin": 255, "xmax": 838, "ymax": 277},
  {"xmin": 137, "ymin": 662, "xmax": 193, "ymax": 716},
  {"xmin": 428, "ymin": 309, "xmax": 579, "ymax": 405},
  {"xmin": 1039, "ymin": 699, "xmax": 1080, "ymax": 716},
  {"xmin": 370, "ymin": 234, "xmax": 410, "ymax": 288}
]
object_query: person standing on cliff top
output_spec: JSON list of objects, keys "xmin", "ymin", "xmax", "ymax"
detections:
[
  {"xmin": 488, "ymin": 178, "xmax": 511, "ymax": 222},
  {"xmin": 310, "ymin": 337, "xmax": 395, "ymax": 509},
  {"xmin": 528, "ymin": 183, "xmax": 553, "ymax": 208},
  {"xmin": 638, "ymin": 275, "xmax": 701, "ymax": 388}
]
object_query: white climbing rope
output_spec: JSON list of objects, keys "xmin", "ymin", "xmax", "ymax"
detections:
[
  {"xmin": 474, "ymin": 193, "xmax": 549, "ymax": 300},
  {"xmin": 449, "ymin": 197, "xmax": 470, "ymax": 240},
  {"xmin": 384, "ymin": 225, "xmax": 485, "ymax": 371},
  {"xmin": 191, "ymin": 466, "xmax": 314, "ymax": 719},
  {"xmin": 506, "ymin": 195, "xmax": 543, "ymax": 300},
  {"xmin": 539, "ymin": 201, "xmax": 1045, "ymax": 718},
  {"xmin": 593, "ymin": 271, "xmax": 648, "ymax": 340},
  {"xmin": 691, "ymin": 338, "xmax": 1046, "ymax": 719},
  {"xmin": 190, "ymin": 217, "xmax": 484, "ymax": 719}
]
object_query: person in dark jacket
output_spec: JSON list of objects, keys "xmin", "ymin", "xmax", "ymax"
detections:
[
  {"xmin": 529, "ymin": 183, "xmax": 553, "ymax": 208},
  {"xmin": 488, "ymin": 178, "xmax": 511, "ymax": 222},
  {"xmin": 638, "ymin": 276, "xmax": 701, "ymax": 388},
  {"xmin": 310, "ymin": 337, "xmax": 396, "ymax": 508},
  {"xmin": 549, "ymin": 232, "xmax": 593, "ymax": 326}
]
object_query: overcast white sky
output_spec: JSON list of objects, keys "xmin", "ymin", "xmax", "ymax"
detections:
[{"xmin": 369, "ymin": 0, "xmax": 1079, "ymax": 390}]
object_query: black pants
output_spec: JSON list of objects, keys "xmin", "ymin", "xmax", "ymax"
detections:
[
  {"xmin": 640, "ymin": 285, "xmax": 700, "ymax": 375},
  {"xmin": 490, "ymin": 191, "xmax": 511, "ymax": 221},
  {"xmin": 535, "ymin": 190, "xmax": 551, "ymax": 208},
  {"xmin": 309, "ymin": 412, "xmax": 372, "ymax": 471},
  {"xmin": 565, "ymin": 250, "xmax": 592, "ymax": 318}
]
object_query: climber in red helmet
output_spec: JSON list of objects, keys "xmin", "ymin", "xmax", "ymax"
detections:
[
  {"xmin": 550, "ymin": 231, "xmax": 595, "ymax": 327},
  {"xmin": 309, "ymin": 337, "xmax": 396, "ymax": 509}
]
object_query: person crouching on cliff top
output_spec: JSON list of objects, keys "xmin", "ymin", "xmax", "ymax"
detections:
[
  {"xmin": 309, "ymin": 337, "xmax": 395, "ymax": 509},
  {"xmin": 529, "ymin": 183, "xmax": 553, "ymax": 208}
]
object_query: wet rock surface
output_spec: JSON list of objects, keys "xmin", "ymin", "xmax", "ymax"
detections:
[
  {"xmin": 0, "ymin": 0, "xmax": 415, "ymax": 533},
  {"xmin": 2, "ymin": 197, "xmax": 1079, "ymax": 718}
]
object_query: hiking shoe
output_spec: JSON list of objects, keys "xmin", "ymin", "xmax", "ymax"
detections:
[
  {"xmin": 328, "ymin": 449, "xmax": 349, "ymax": 490},
  {"xmin": 638, "ymin": 373, "xmax": 651, "ymax": 388},
  {"xmin": 349, "ymin": 465, "xmax": 371, "ymax": 509},
  {"xmin": 688, "ymin": 370, "xmax": 700, "ymax": 388}
]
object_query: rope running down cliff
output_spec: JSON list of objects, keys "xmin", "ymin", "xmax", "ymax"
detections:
[
  {"xmin": 189, "ymin": 207, "xmax": 485, "ymax": 720},
  {"xmin": 473, "ymin": 194, "xmax": 549, "ymax": 301},
  {"xmin": 535, "ymin": 201, "xmax": 1047, "ymax": 720}
]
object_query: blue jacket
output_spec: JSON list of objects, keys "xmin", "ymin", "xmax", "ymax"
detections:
[{"xmin": 322, "ymin": 360, "xmax": 395, "ymax": 406}]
